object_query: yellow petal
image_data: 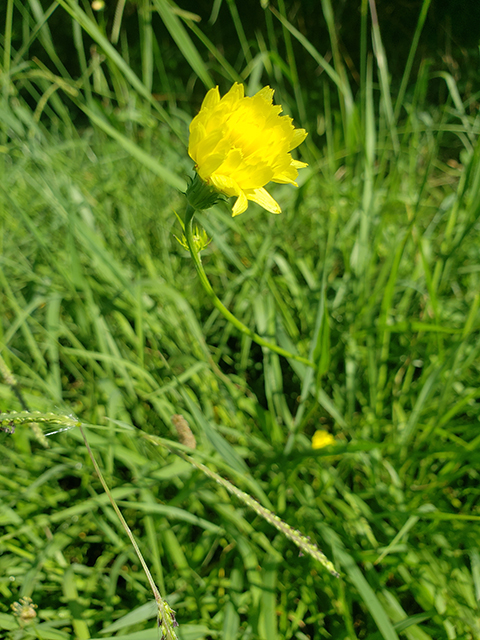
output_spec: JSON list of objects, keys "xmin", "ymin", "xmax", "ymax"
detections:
[
  {"xmin": 234, "ymin": 163, "xmax": 274, "ymax": 189},
  {"xmin": 254, "ymin": 85, "xmax": 275, "ymax": 104},
  {"xmin": 210, "ymin": 174, "xmax": 241, "ymax": 197},
  {"xmin": 292, "ymin": 159, "xmax": 308, "ymax": 169},
  {"xmin": 290, "ymin": 128, "xmax": 308, "ymax": 149},
  {"xmin": 218, "ymin": 148, "xmax": 244, "ymax": 175},
  {"xmin": 245, "ymin": 187, "xmax": 281, "ymax": 214},
  {"xmin": 197, "ymin": 153, "xmax": 228, "ymax": 181},
  {"xmin": 232, "ymin": 191, "xmax": 248, "ymax": 217},
  {"xmin": 201, "ymin": 86, "xmax": 220, "ymax": 111},
  {"xmin": 272, "ymin": 162, "xmax": 300, "ymax": 185},
  {"xmin": 187, "ymin": 122, "xmax": 205, "ymax": 161},
  {"xmin": 222, "ymin": 82, "xmax": 244, "ymax": 105}
]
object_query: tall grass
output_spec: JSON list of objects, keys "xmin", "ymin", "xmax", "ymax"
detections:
[{"xmin": 1, "ymin": 1, "xmax": 480, "ymax": 639}]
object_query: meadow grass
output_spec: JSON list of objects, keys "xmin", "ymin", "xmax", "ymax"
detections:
[{"xmin": 1, "ymin": 1, "xmax": 480, "ymax": 639}]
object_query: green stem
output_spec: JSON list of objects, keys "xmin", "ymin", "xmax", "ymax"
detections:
[
  {"xmin": 78, "ymin": 425, "xmax": 178, "ymax": 639},
  {"xmin": 184, "ymin": 204, "xmax": 315, "ymax": 369}
]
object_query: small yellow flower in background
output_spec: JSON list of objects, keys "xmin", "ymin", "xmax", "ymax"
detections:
[
  {"xmin": 188, "ymin": 82, "xmax": 308, "ymax": 217},
  {"xmin": 312, "ymin": 430, "xmax": 335, "ymax": 449}
]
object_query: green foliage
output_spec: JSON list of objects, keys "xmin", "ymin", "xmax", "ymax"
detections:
[{"xmin": 1, "ymin": 1, "xmax": 480, "ymax": 639}]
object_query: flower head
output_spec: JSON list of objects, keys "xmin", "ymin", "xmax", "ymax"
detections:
[
  {"xmin": 188, "ymin": 83, "xmax": 308, "ymax": 216},
  {"xmin": 312, "ymin": 430, "xmax": 335, "ymax": 449}
]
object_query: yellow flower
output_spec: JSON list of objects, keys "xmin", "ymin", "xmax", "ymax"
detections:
[
  {"xmin": 312, "ymin": 430, "xmax": 335, "ymax": 449},
  {"xmin": 188, "ymin": 83, "xmax": 308, "ymax": 217}
]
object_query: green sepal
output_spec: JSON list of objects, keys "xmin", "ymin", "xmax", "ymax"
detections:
[{"xmin": 185, "ymin": 172, "xmax": 223, "ymax": 210}]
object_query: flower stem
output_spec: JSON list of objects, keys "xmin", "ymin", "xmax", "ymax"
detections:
[{"xmin": 184, "ymin": 204, "xmax": 315, "ymax": 369}]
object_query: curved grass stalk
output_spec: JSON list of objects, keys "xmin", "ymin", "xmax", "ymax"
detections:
[
  {"xmin": 171, "ymin": 449, "xmax": 340, "ymax": 578},
  {"xmin": 157, "ymin": 436, "xmax": 340, "ymax": 579},
  {"xmin": 1, "ymin": 411, "xmax": 339, "ymax": 578},
  {"xmin": 0, "ymin": 411, "xmax": 178, "ymax": 640}
]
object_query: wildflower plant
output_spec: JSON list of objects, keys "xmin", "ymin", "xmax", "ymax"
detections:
[
  {"xmin": 183, "ymin": 83, "xmax": 311, "ymax": 367},
  {"xmin": 174, "ymin": 82, "xmax": 339, "ymax": 581},
  {"xmin": 0, "ymin": 84, "xmax": 337, "ymax": 640}
]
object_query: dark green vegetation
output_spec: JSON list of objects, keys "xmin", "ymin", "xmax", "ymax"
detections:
[{"xmin": 1, "ymin": 0, "xmax": 480, "ymax": 638}]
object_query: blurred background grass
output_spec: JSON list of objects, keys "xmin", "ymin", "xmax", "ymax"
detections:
[{"xmin": 1, "ymin": 0, "xmax": 480, "ymax": 639}]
